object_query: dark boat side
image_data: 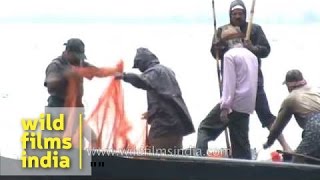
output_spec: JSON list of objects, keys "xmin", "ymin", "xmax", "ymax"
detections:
[
  {"xmin": 92, "ymin": 153, "xmax": 320, "ymax": 180},
  {"xmin": 2, "ymin": 152, "xmax": 320, "ymax": 180}
]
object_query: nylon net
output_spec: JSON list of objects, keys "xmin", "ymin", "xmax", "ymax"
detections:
[{"xmin": 62, "ymin": 60, "xmax": 147, "ymax": 151}]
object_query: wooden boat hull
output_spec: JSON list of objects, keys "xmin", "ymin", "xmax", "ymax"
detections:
[
  {"xmin": 92, "ymin": 154, "xmax": 320, "ymax": 180},
  {"xmin": 1, "ymin": 153, "xmax": 320, "ymax": 180}
]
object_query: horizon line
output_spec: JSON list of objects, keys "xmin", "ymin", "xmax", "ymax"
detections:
[{"xmin": 0, "ymin": 15, "xmax": 319, "ymax": 25}]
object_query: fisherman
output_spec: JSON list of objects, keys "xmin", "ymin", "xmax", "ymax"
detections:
[
  {"xmin": 263, "ymin": 70, "xmax": 320, "ymax": 164},
  {"xmin": 196, "ymin": 25, "xmax": 258, "ymax": 159},
  {"xmin": 115, "ymin": 47, "xmax": 195, "ymax": 154},
  {"xmin": 44, "ymin": 38, "xmax": 121, "ymax": 146},
  {"xmin": 209, "ymin": 0, "xmax": 292, "ymax": 152}
]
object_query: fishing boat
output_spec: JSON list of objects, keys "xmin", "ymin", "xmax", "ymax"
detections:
[
  {"xmin": 1, "ymin": 150, "xmax": 320, "ymax": 180},
  {"xmin": 92, "ymin": 152, "xmax": 320, "ymax": 180}
]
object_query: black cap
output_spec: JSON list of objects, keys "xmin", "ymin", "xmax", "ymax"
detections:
[
  {"xmin": 283, "ymin": 69, "xmax": 304, "ymax": 84},
  {"xmin": 64, "ymin": 38, "xmax": 87, "ymax": 60}
]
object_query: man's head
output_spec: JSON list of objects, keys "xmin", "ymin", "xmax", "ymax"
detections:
[
  {"xmin": 132, "ymin": 47, "xmax": 159, "ymax": 72},
  {"xmin": 64, "ymin": 38, "xmax": 87, "ymax": 65},
  {"xmin": 283, "ymin": 69, "xmax": 307, "ymax": 92},
  {"xmin": 221, "ymin": 25, "xmax": 244, "ymax": 49},
  {"xmin": 230, "ymin": 0, "xmax": 247, "ymax": 27}
]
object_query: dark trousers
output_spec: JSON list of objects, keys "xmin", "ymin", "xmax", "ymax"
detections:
[
  {"xmin": 255, "ymin": 84, "xmax": 276, "ymax": 128},
  {"xmin": 148, "ymin": 135, "xmax": 183, "ymax": 155},
  {"xmin": 255, "ymin": 69, "xmax": 276, "ymax": 128},
  {"xmin": 196, "ymin": 103, "xmax": 251, "ymax": 160},
  {"xmin": 44, "ymin": 95, "xmax": 85, "ymax": 137},
  {"xmin": 295, "ymin": 113, "xmax": 320, "ymax": 164}
]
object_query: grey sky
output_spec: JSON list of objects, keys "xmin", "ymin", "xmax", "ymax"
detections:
[{"xmin": 0, "ymin": 0, "xmax": 319, "ymax": 24}]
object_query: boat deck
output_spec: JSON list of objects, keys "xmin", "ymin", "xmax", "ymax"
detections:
[{"xmin": 1, "ymin": 151, "xmax": 320, "ymax": 180}]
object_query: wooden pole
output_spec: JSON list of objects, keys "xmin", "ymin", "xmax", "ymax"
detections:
[
  {"xmin": 212, "ymin": 0, "xmax": 231, "ymax": 158},
  {"xmin": 277, "ymin": 150, "xmax": 320, "ymax": 163},
  {"xmin": 245, "ymin": 0, "xmax": 256, "ymax": 40}
]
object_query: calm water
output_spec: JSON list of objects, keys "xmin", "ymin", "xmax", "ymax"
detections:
[{"xmin": 0, "ymin": 23, "xmax": 319, "ymax": 160}]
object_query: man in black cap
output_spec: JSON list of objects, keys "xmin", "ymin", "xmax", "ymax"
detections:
[
  {"xmin": 263, "ymin": 69, "xmax": 320, "ymax": 164},
  {"xmin": 207, "ymin": 0, "xmax": 292, "ymax": 152},
  {"xmin": 44, "ymin": 38, "xmax": 121, "ymax": 107},
  {"xmin": 44, "ymin": 38, "xmax": 120, "ymax": 145},
  {"xmin": 115, "ymin": 47, "xmax": 195, "ymax": 154}
]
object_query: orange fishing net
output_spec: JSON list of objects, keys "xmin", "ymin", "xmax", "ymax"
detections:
[{"xmin": 63, "ymin": 60, "xmax": 147, "ymax": 151}]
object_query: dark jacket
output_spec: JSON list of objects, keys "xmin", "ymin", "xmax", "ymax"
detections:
[
  {"xmin": 211, "ymin": 23, "xmax": 270, "ymax": 61},
  {"xmin": 210, "ymin": 0, "xmax": 271, "ymax": 86},
  {"xmin": 123, "ymin": 48, "xmax": 195, "ymax": 139}
]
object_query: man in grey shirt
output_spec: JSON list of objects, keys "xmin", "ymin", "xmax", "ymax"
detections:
[
  {"xmin": 263, "ymin": 70, "xmax": 320, "ymax": 164},
  {"xmin": 44, "ymin": 38, "xmax": 120, "ymax": 146}
]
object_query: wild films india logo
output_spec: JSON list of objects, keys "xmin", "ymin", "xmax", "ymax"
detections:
[{"xmin": 20, "ymin": 110, "xmax": 84, "ymax": 170}]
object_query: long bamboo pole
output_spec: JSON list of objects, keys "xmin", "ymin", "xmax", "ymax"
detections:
[
  {"xmin": 245, "ymin": 0, "xmax": 257, "ymax": 40},
  {"xmin": 212, "ymin": 0, "xmax": 231, "ymax": 158}
]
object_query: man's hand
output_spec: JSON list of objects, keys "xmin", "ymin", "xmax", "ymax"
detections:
[
  {"xmin": 283, "ymin": 146, "xmax": 293, "ymax": 153},
  {"xmin": 91, "ymin": 140, "xmax": 99, "ymax": 149},
  {"xmin": 141, "ymin": 112, "xmax": 148, "ymax": 120},
  {"xmin": 220, "ymin": 108, "xmax": 230, "ymax": 124},
  {"xmin": 243, "ymin": 40, "xmax": 258, "ymax": 52},
  {"xmin": 114, "ymin": 72, "xmax": 124, "ymax": 80},
  {"xmin": 213, "ymin": 41, "xmax": 225, "ymax": 50},
  {"xmin": 263, "ymin": 142, "xmax": 271, "ymax": 149}
]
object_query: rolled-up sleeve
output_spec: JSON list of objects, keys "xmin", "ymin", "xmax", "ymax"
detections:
[
  {"xmin": 44, "ymin": 63, "xmax": 63, "ymax": 87},
  {"xmin": 266, "ymin": 98, "xmax": 293, "ymax": 146}
]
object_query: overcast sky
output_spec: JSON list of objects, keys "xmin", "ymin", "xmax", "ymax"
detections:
[{"xmin": 0, "ymin": 0, "xmax": 319, "ymax": 24}]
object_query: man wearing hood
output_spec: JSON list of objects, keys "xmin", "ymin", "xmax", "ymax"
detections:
[
  {"xmin": 209, "ymin": 0, "xmax": 292, "ymax": 152},
  {"xmin": 115, "ymin": 47, "xmax": 195, "ymax": 154},
  {"xmin": 263, "ymin": 70, "xmax": 320, "ymax": 164}
]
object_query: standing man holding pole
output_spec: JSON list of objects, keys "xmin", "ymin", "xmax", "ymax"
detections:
[
  {"xmin": 196, "ymin": 25, "xmax": 258, "ymax": 159},
  {"xmin": 199, "ymin": 0, "xmax": 292, "ymax": 153}
]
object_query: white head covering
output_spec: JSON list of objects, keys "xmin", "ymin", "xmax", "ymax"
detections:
[{"xmin": 231, "ymin": 5, "xmax": 244, "ymax": 11}]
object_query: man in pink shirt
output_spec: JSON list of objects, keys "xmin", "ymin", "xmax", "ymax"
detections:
[{"xmin": 196, "ymin": 25, "xmax": 258, "ymax": 159}]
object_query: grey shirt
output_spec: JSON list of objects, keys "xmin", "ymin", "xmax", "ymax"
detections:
[
  {"xmin": 267, "ymin": 85, "xmax": 320, "ymax": 145},
  {"xmin": 44, "ymin": 56, "xmax": 93, "ymax": 107}
]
